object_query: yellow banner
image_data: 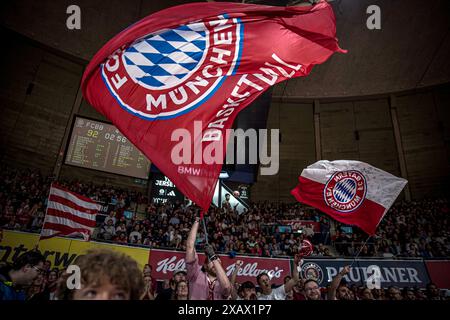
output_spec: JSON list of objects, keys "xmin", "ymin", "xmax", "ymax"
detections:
[{"xmin": 0, "ymin": 230, "xmax": 150, "ymax": 271}]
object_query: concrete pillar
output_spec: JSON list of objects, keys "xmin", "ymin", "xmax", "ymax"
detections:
[
  {"xmin": 52, "ymin": 78, "xmax": 84, "ymax": 179},
  {"xmin": 389, "ymin": 94, "xmax": 411, "ymax": 200},
  {"xmin": 314, "ymin": 99, "xmax": 322, "ymax": 161}
]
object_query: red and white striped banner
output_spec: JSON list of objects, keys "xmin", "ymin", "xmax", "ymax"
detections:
[{"xmin": 40, "ymin": 184, "xmax": 100, "ymax": 240}]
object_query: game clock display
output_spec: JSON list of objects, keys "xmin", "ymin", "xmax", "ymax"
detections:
[{"xmin": 65, "ymin": 116, "xmax": 151, "ymax": 179}]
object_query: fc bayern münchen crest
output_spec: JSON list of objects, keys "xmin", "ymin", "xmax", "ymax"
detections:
[
  {"xmin": 323, "ymin": 170, "xmax": 367, "ymax": 213},
  {"xmin": 101, "ymin": 15, "xmax": 243, "ymax": 120},
  {"xmin": 301, "ymin": 262, "xmax": 324, "ymax": 285}
]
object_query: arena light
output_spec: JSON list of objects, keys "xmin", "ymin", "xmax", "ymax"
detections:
[{"xmin": 219, "ymin": 171, "xmax": 230, "ymax": 179}]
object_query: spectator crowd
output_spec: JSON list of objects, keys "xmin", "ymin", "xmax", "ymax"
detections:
[
  {"xmin": 1, "ymin": 242, "xmax": 448, "ymax": 301},
  {"xmin": 1, "ymin": 166, "xmax": 448, "ymax": 259},
  {"xmin": 0, "ymin": 166, "xmax": 449, "ymax": 301},
  {"xmin": 333, "ymin": 199, "xmax": 450, "ymax": 258}
]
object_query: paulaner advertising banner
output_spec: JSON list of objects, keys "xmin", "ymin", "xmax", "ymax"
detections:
[{"xmin": 300, "ymin": 258, "xmax": 430, "ymax": 289}]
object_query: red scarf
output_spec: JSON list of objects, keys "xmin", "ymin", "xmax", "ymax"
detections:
[{"xmin": 207, "ymin": 278, "xmax": 216, "ymax": 301}]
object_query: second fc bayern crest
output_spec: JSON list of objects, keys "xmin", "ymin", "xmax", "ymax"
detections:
[
  {"xmin": 301, "ymin": 262, "xmax": 324, "ymax": 284},
  {"xmin": 101, "ymin": 15, "xmax": 243, "ymax": 120},
  {"xmin": 324, "ymin": 170, "xmax": 367, "ymax": 213}
]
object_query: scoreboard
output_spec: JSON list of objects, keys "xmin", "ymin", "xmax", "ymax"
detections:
[{"xmin": 65, "ymin": 116, "xmax": 151, "ymax": 179}]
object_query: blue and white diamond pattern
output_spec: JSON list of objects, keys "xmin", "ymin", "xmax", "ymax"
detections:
[
  {"xmin": 333, "ymin": 178, "xmax": 357, "ymax": 203},
  {"xmin": 123, "ymin": 23, "xmax": 207, "ymax": 89}
]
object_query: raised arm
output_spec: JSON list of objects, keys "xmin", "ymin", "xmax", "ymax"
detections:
[
  {"xmin": 186, "ymin": 217, "xmax": 200, "ymax": 264},
  {"xmin": 328, "ymin": 265, "xmax": 350, "ymax": 300},
  {"xmin": 230, "ymin": 260, "xmax": 243, "ymax": 300},
  {"xmin": 284, "ymin": 254, "xmax": 302, "ymax": 293},
  {"xmin": 205, "ymin": 244, "xmax": 232, "ymax": 298}
]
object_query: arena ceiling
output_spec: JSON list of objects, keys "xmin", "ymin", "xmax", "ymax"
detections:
[{"xmin": 1, "ymin": 0, "xmax": 449, "ymax": 99}]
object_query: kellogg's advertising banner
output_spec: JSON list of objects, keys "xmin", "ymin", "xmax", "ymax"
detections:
[
  {"xmin": 149, "ymin": 249, "xmax": 291, "ymax": 285},
  {"xmin": 300, "ymin": 258, "xmax": 430, "ymax": 289}
]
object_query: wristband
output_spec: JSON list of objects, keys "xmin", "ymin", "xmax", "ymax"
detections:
[{"xmin": 209, "ymin": 254, "xmax": 219, "ymax": 262}]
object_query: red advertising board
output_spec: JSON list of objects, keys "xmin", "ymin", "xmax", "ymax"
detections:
[
  {"xmin": 425, "ymin": 260, "xmax": 450, "ymax": 289},
  {"xmin": 149, "ymin": 249, "xmax": 291, "ymax": 285},
  {"xmin": 280, "ymin": 220, "xmax": 320, "ymax": 233}
]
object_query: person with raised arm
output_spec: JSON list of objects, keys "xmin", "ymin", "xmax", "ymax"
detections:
[
  {"xmin": 257, "ymin": 254, "xmax": 302, "ymax": 300},
  {"xmin": 185, "ymin": 217, "xmax": 231, "ymax": 300},
  {"xmin": 230, "ymin": 260, "xmax": 257, "ymax": 300},
  {"xmin": 327, "ymin": 265, "xmax": 353, "ymax": 300}
]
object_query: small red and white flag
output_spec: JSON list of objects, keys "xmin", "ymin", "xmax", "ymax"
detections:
[
  {"xmin": 40, "ymin": 184, "xmax": 101, "ymax": 240},
  {"xmin": 291, "ymin": 160, "xmax": 408, "ymax": 235}
]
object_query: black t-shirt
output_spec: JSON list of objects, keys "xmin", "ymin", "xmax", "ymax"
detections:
[
  {"xmin": 0, "ymin": 264, "xmax": 12, "ymax": 283},
  {"xmin": 155, "ymin": 288, "xmax": 173, "ymax": 300}
]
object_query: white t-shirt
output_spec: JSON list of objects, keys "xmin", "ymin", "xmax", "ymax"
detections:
[
  {"xmin": 129, "ymin": 231, "xmax": 142, "ymax": 241},
  {"xmin": 257, "ymin": 285, "xmax": 286, "ymax": 300},
  {"xmin": 104, "ymin": 216, "xmax": 116, "ymax": 226}
]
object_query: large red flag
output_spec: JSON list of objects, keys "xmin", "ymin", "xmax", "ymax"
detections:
[
  {"xmin": 82, "ymin": 1, "xmax": 345, "ymax": 212},
  {"xmin": 291, "ymin": 160, "xmax": 408, "ymax": 235}
]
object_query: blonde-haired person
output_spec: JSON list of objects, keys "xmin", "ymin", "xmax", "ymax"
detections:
[{"xmin": 57, "ymin": 249, "xmax": 144, "ymax": 300}]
